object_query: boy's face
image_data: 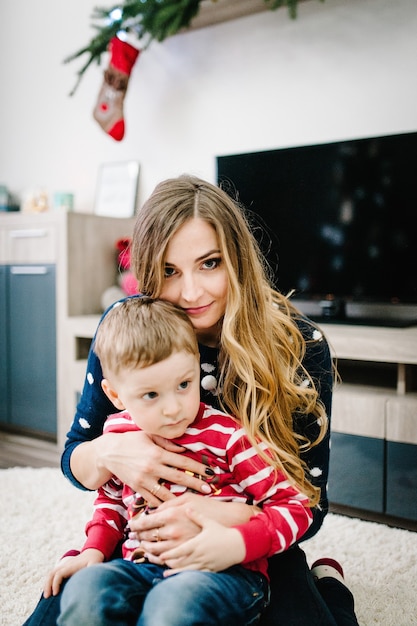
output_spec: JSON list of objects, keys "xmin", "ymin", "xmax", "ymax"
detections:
[{"xmin": 103, "ymin": 351, "xmax": 201, "ymax": 439}]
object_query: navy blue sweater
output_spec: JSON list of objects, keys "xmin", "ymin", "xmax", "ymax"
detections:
[{"xmin": 62, "ymin": 297, "xmax": 332, "ymax": 542}]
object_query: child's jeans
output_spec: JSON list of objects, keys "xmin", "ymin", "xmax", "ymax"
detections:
[{"xmin": 58, "ymin": 560, "xmax": 269, "ymax": 626}]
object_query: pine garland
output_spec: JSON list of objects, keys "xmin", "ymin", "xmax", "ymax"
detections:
[{"xmin": 65, "ymin": 0, "xmax": 321, "ymax": 94}]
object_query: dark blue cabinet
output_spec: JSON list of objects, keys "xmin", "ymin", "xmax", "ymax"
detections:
[
  {"xmin": 328, "ymin": 432, "xmax": 385, "ymax": 513},
  {"xmin": 0, "ymin": 266, "xmax": 8, "ymax": 425},
  {"xmin": 385, "ymin": 398, "xmax": 417, "ymax": 521},
  {"xmin": 328, "ymin": 394, "xmax": 417, "ymax": 523},
  {"xmin": 0, "ymin": 265, "xmax": 57, "ymax": 437},
  {"xmin": 386, "ymin": 441, "xmax": 417, "ymax": 520}
]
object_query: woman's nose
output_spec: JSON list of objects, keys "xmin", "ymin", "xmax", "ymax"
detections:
[{"xmin": 180, "ymin": 273, "xmax": 203, "ymax": 302}]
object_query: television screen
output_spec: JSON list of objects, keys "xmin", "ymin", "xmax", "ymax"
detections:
[{"xmin": 217, "ymin": 132, "xmax": 417, "ymax": 324}]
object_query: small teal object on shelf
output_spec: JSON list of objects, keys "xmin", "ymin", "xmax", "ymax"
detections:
[
  {"xmin": 53, "ymin": 192, "xmax": 74, "ymax": 211},
  {"xmin": 0, "ymin": 184, "xmax": 20, "ymax": 212}
]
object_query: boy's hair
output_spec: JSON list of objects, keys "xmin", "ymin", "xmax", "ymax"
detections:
[{"xmin": 94, "ymin": 297, "xmax": 199, "ymax": 379}]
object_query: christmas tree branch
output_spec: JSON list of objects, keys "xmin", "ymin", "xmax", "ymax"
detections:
[{"xmin": 64, "ymin": 0, "xmax": 319, "ymax": 94}]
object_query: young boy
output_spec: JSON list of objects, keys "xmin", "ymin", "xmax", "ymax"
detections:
[{"xmin": 50, "ymin": 297, "xmax": 313, "ymax": 626}]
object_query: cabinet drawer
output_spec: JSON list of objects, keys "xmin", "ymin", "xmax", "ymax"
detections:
[
  {"xmin": 3, "ymin": 225, "xmax": 57, "ymax": 263},
  {"xmin": 331, "ymin": 387, "xmax": 387, "ymax": 438},
  {"xmin": 386, "ymin": 397, "xmax": 417, "ymax": 445}
]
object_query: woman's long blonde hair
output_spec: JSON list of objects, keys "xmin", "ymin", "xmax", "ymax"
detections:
[{"xmin": 131, "ymin": 175, "xmax": 329, "ymax": 505}]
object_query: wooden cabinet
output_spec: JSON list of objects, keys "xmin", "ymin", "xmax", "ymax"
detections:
[
  {"xmin": 322, "ymin": 323, "xmax": 417, "ymax": 523},
  {"xmin": 0, "ymin": 212, "xmax": 135, "ymax": 444}
]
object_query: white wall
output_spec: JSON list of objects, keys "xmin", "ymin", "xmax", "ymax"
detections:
[{"xmin": 1, "ymin": 0, "xmax": 417, "ymax": 213}]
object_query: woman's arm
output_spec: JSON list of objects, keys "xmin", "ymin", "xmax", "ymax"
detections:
[
  {"xmin": 70, "ymin": 430, "xmax": 214, "ymax": 498},
  {"xmin": 61, "ymin": 309, "xmax": 120, "ymax": 490},
  {"xmin": 155, "ymin": 474, "xmax": 312, "ymax": 575}
]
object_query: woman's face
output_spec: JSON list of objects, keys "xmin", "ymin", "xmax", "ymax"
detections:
[{"xmin": 159, "ymin": 218, "xmax": 229, "ymax": 346}]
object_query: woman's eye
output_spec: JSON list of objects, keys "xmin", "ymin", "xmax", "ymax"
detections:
[
  {"xmin": 164, "ymin": 266, "xmax": 176, "ymax": 278},
  {"xmin": 202, "ymin": 257, "xmax": 221, "ymax": 270}
]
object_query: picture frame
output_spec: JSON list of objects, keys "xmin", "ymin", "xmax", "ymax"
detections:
[{"xmin": 94, "ymin": 161, "xmax": 140, "ymax": 218}]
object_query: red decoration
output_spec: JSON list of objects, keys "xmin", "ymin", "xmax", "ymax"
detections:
[{"xmin": 93, "ymin": 38, "xmax": 140, "ymax": 141}]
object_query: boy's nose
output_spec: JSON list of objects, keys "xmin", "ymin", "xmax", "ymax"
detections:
[{"xmin": 162, "ymin": 398, "xmax": 181, "ymax": 418}]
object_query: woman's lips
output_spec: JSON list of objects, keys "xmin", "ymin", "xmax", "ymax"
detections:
[{"xmin": 184, "ymin": 303, "xmax": 212, "ymax": 316}]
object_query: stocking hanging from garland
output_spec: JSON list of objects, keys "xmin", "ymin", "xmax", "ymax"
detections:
[
  {"xmin": 66, "ymin": 1, "xmax": 309, "ymax": 142},
  {"xmin": 93, "ymin": 37, "xmax": 140, "ymax": 141}
]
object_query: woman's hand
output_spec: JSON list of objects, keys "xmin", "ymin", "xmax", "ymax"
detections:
[
  {"xmin": 160, "ymin": 508, "xmax": 245, "ymax": 575},
  {"xmin": 43, "ymin": 549, "xmax": 104, "ymax": 598},
  {"xmin": 130, "ymin": 492, "xmax": 258, "ymax": 561},
  {"xmin": 130, "ymin": 492, "xmax": 203, "ymax": 561},
  {"xmin": 72, "ymin": 431, "xmax": 213, "ymax": 502}
]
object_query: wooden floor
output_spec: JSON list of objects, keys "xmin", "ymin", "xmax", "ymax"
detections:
[{"xmin": 0, "ymin": 431, "xmax": 61, "ymax": 469}]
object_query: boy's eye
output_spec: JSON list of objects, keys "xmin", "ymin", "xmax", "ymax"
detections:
[
  {"xmin": 178, "ymin": 380, "xmax": 189, "ymax": 390},
  {"xmin": 143, "ymin": 391, "xmax": 158, "ymax": 400}
]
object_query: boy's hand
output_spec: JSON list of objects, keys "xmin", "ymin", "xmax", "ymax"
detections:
[
  {"xmin": 43, "ymin": 548, "xmax": 104, "ymax": 597},
  {"xmin": 159, "ymin": 508, "xmax": 246, "ymax": 575}
]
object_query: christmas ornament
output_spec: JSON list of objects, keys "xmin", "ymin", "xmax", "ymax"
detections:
[{"xmin": 93, "ymin": 37, "xmax": 140, "ymax": 141}]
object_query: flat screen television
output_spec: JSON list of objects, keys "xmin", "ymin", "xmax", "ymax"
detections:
[{"xmin": 216, "ymin": 132, "xmax": 417, "ymax": 327}]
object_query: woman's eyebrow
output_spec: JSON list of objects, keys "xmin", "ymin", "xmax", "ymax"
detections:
[
  {"xmin": 195, "ymin": 249, "xmax": 221, "ymax": 262},
  {"xmin": 164, "ymin": 249, "xmax": 221, "ymax": 265}
]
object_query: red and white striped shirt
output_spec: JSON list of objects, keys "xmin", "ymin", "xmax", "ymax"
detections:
[{"xmin": 83, "ymin": 402, "xmax": 312, "ymax": 579}]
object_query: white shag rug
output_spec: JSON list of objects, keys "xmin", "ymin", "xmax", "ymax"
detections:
[{"xmin": 1, "ymin": 467, "xmax": 416, "ymax": 626}]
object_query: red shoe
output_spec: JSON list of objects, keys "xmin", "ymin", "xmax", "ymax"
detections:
[{"xmin": 311, "ymin": 558, "xmax": 345, "ymax": 583}]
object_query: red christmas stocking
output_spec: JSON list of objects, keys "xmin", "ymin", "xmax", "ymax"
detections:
[{"xmin": 93, "ymin": 37, "xmax": 140, "ymax": 141}]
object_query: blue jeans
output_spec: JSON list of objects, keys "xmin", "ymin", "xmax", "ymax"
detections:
[
  {"xmin": 23, "ymin": 545, "xmax": 359, "ymax": 625},
  {"xmin": 57, "ymin": 560, "xmax": 269, "ymax": 626}
]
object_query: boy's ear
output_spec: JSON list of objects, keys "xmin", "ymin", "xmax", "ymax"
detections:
[{"xmin": 101, "ymin": 379, "xmax": 126, "ymax": 410}]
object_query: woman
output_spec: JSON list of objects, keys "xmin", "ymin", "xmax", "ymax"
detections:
[{"xmin": 25, "ymin": 175, "xmax": 358, "ymax": 625}]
